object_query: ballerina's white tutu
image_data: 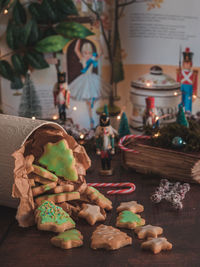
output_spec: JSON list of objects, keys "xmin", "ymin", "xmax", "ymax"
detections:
[{"xmin": 69, "ymin": 58, "xmax": 111, "ymax": 101}]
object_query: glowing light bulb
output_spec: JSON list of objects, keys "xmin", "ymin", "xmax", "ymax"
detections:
[
  {"xmin": 4, "ymin": 9, "xmax": 8, "ymax": 14},
  {"xmin": 117, "ymin": 115, "xmax": 121, "ymax": 120},
  {"xmin": 52, "ymin": 115, "xmax": 58, "ymax": 120},
  {"xmin": 32, "ymin": 116, "xmax": 36, "ymax": 120},
  {"xmin": 146, "ymin": 82, "xmax": 151, "ymax": 87},
  {"xmin": 193, "ymin": 95, "xmax": 197, "ymax": 99},
  {"xmin": 155, "ymin": 116, "xmax": 159, "ymax": 121},
  {"xmin": 80, "ymin": 134, "xmax": 84, "ymax": 139},
  {"xmin": 174, "ymin": 91, "xmax": 178, "ymax": 96},
  {"xmin": 153, "ymin": 132, "xmax": 160, "ymax": 138},
  {"xmin": 73, "ymin": 106, "xmax": 77, "ymax": 111}
]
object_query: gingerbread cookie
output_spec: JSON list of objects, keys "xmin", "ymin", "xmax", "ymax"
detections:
[
  {"xmin": 38, "ymin": 139, "xmax": 78, "ymax": 181},
  {"xmin": 91, "ymin": 224, "xmax": 132, "ymax": 250},
  {"xmin": 58, "ymin": 202, "xmax": 80, "ymax": 217},
  {"xmin": 51, "ymin": 229, "xmax": 83, "ymax": 250},
  {"xmin": 31, "ymin": 174, "xmax": 53, "ymax": 185},
  {"xmin": 51, "ymin": 184, "xmax": 74, "ymax": 194},
  {"xmin": 78, "ymin": 204, "xmax": 106, "ymax": 225},
  {"xmin": 135, "ymin": 224, "xmax": 163, "ymax": 239},
  {"xmin": 32, "ymin": 182, "xmax": 57, "ymax": 197},
  {"xmin": 35, "ymin": 201, "xmax": 75, "ymax": 232},
  {"xmin": 34, "ymin": 191, "xmax": 80, "ymax": 206},
  {"xmin": 33, "ymin": 164, "xmax": 58, "ymax": 182},
  {"xmin": 117, "ymin": 201, "xmax": 144, "ymax": 214},
  {"xmin": 85, "ymin": 186, "xmax": 112, "ymax": 210},
  {"xmin": 141, "ymin": 237, "xmax": 172, "ymax": 254},
  {"xmin": 116, "ymin": 210, "xmax": 145, "ymax": 229}
]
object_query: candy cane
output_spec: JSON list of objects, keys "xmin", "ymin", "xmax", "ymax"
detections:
[
  {"xmin": 87, "ymin": 182, "xmax": 136, "ymax": 195},
  {"xmin": 118, "ymin": 134, "xmax": 150, "ymax": 153}
]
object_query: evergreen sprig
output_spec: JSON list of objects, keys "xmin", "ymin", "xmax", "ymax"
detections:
[{"xmin": 149, "ymin": 120, "xmax": 200, "ymax": 152}]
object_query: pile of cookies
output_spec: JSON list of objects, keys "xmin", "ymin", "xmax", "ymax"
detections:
[
  {"xmin": 13, "ymin": 127, "xmax": 172, "ymax": 253},
  {"xmin": 115, "ymin": 200, "xmax": 172, "ymax": 254}
]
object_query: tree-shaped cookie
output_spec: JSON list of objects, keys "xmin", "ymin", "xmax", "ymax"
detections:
[
  {"xmin": 85, "ymin": 186, "xmax": 112, "ymax": 210},
  {"xmin": 51, "ymin": 229, "xmax": 83, "ymax": 250},
  {"xmin": 116, "ymin": 210, "xmax": 145, "ymax": 229},
  {"xmin": 39, "ymin": 139, "xmax": 78, "ymax": 181},
  {"xmin": 35, "ymin": 200, "xmax": 75, "ymax": 232},
  {"xmin": 91, "ymin": 224, "xmax": 132, "ymax": 250}
]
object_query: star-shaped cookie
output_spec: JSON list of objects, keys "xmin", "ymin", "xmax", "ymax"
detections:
[
  {"xmin": 51, "ymin": 229, "xmax": 83, "ymax": 249},
  {"xmin": 117, "ymin": 201, "xmax": 144, "ymax": 213},
  {"xmin": 135, "ymin": 224, "xmax": 163, "ymax": 239},
  {"xmin": 91, "ymin": 224, "xmax": 132, "ymax": 250},
  {"xmin": 141, "ymin": 237, "xmax": 172, "ymax": 254},
  {"xmin": 78, "ymin": 203, "xmax": 106, "ymax": 225}
]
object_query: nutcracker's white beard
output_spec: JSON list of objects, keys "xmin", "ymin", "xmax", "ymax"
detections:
[{"xmin": 103, "ymin": 134, "xmax": 110, "ymax": 150}]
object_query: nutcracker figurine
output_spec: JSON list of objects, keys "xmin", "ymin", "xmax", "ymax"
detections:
[
  {"xmin": 95, "ymin": 112, "xmax": 115, "ymax": 175},
  {"xmin": 53, "ymin": 72, "xmax": 70, "ymax": 123},
  {"xmin": 177, "ymin": 47, "xmax": 198, "ymax": 113},
  {"xmin": 143, "ymin": 96, "xmax": 159, "ymax": 128}
]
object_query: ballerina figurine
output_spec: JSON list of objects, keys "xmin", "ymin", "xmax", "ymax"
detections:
[{"xmin": 69, "ymin": 39, "xmax": 110, "ymax": 128}]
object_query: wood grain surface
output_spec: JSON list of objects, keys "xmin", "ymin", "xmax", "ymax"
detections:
[{"xmin": 0, "ymin": 149, "xmax": 200, "ymax": 267}]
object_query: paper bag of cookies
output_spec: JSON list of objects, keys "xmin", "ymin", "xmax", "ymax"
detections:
[{"xmin": 8, "ymin": 115, "xmax": 91, "ymax": 227}]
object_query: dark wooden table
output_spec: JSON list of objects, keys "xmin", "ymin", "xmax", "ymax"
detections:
[{"xmin": 0, "ymin": 149, "xmax": 200, "ymax": 267}]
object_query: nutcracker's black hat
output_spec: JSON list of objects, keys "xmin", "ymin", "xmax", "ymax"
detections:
[
  {"xmin": 100, "ymin": 113, "xmax": 110, "ymax": 127},
  {"xmin": 58, "ymin": 72, "xmax": 66, "ymax": 84}
]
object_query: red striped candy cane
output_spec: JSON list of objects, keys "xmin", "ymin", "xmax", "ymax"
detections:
[
  {"xmin": 87, "ymin": 182, "xmax": 136, "ymax": 195},
  {"xmin": 118, "ymin": 134, "xmax": 150, "ymax": 153}
]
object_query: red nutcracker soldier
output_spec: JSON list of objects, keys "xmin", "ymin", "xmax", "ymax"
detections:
[
  {"xmin": 53, "ymin": 72, "xmax": 70, "ymax": 123},
  {"xmin": 95, "ymin": 112, "xmax": 115, "ymax": 176},
  {"xmin": 143, "ymin": 96, "xmax": 159, "ymax": 128},
  {"xmin": 177, "ymin": 47, "xmax": 198, "ymax": 113}
]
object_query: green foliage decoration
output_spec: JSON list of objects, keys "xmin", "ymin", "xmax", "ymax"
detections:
[
  {"xmin": 118, "ymin": 112, "xmax": 131, "ymax": 138},
  {"xmin": 149, "ymin": 120, "xmax": 200, "ymax": 152},
  {"xmin": 1, "ymin": 0, "xmax": 94, "ymax": 90},
  {"xmin": 35, "ymin": 35, "xmax": 70, "ymax": 53},
  {"xmin": 55, "ymin": 22, "xmax": 94, "ymax": 39},
  {"xmin": 13, "ymin": 0, "xmax": 26, "ymax": 24},
  {"xmin": 176, "ymin": 105, "xmax": 189, "ymax": 128}
]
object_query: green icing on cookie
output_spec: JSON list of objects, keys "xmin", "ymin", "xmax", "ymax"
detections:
[
  {"xmin": 43, "ymin": 185, "xmax": 51, "ymax": 191},
  {"xmin": 37, "ymin": 201, "xmax": 75, "ymax": 225},
  {"xmin": 38, "ymin": 140, "xmax": 78, "ymax": 181},
  {"xmin": 90, "ymin": 187, "xmax": 110, "ymax": 202},
  {"xmin": 33, "ymin": 164, "xmax": 58, "ymax": 182},
  {"xmin": 55, "ymin": 229, "xmax": 81, "ymax": 241},
  {"xmin": 119, "ymin": 210, "xmax": 141, "ymax": 225}
]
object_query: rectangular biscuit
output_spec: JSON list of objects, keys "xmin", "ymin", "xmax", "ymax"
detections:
[
  {"xmin": 32, "ymin": 182, "xmax": 57, "ymax": 197},
  {"xmin": 34, "ymin": 192, "xmax": 80, "ymax": 206},
  {"xmin": 52, "ymin": 184, "xmax": 74, "ymax": 194},
  {"xmin": 33, "ymin": 164, "xmax": 58, "ymax": 182}
]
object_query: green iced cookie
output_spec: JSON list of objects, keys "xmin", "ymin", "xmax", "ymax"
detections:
[{"xmin": 39, "ymin": 139, "xmax": 78, "ymax": 181}]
